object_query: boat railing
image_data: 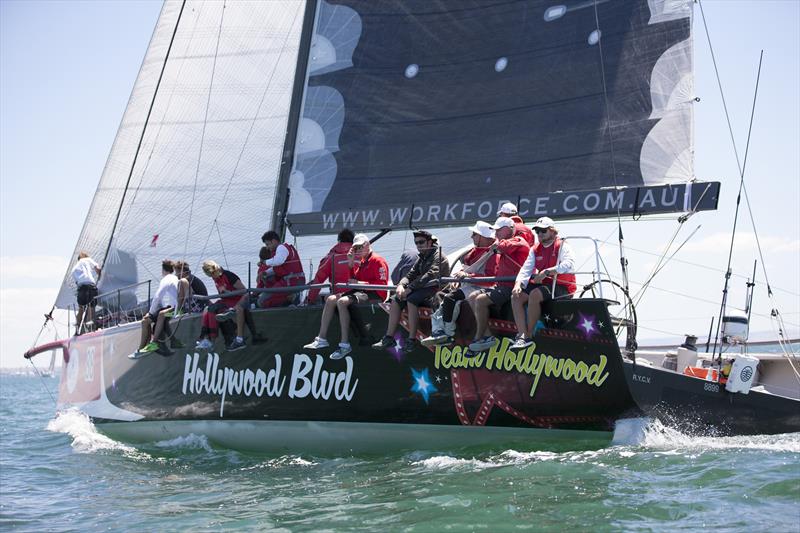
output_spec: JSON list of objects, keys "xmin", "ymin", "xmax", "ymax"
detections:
[
  {"xmin": 73, "ymin": 279, "xmax": 153, "ymax": 332},
  {"xmin": 556, "ymin": 236, "xmax": 606, "ymax": 299}
]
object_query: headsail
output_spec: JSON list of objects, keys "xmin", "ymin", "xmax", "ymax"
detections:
[
  {"xmin": 55, "ymin": 0, "xmax": 306, "ymax": 308},
  {"xmin": 286, "ymin": 0, "xmax": 718, "ymax": 235}
]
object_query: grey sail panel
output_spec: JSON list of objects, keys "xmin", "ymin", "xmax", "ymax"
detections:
[
  {"xmin": 286, "ymin": 0, "xmax": 715, "ymax": 235},
  {"xmin": 56, "ymin": 0, "xmax": 306, "ymax": 309}
]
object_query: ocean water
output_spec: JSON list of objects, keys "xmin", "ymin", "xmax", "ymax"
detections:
[{"xmin": 1, "ymin": 373, "xmax": 798, "ymax": 532}]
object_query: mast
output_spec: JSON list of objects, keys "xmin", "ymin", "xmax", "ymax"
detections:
[{"xmin": 272, "ymin": 0, "xmax": 319, "ymax": 241}]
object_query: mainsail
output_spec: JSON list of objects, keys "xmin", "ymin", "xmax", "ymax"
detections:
[
  {"xmin": 56, "ymin": 0, "xmax": 718, "ymax": 308},
  {"xmin": 285, "ymin": 0, "xmax": 717, "ymax": 235}
]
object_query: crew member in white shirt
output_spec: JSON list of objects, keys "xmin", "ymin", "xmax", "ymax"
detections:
[
  {"xmin": 71, "ymin": 251, "xmax": 101, "ymax": 335},
  {"xmin": 137, "ymin": 259, "xmax": 179, "ymax": 354}
]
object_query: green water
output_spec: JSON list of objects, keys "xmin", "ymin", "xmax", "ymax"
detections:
[{"xmin": 1, "ymin": 374, "xmax": 798, "ymax": 532}]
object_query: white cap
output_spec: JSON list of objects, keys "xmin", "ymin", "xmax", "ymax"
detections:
[
  {"xmin": 532, "ymin": 216, "xmax": 555, "ymax": 229},
  {"xmin": 353, "ymin": 233, "xmax": 369, "ymax": 246},
  {"xmin": 468, "ymin": 220, "xmax": 495, "ymax": 239},
  {"xmin": 497, "ymin": 202, "xmax": 518, "ymax": 216},
  {"xmin": 491, "ymin": 217, "xmax": 516, "ymax": 230}
]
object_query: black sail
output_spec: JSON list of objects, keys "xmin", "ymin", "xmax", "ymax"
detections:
[{"xmin": 286, "ymin": 0, "xmax": 718, "ymax": 235}]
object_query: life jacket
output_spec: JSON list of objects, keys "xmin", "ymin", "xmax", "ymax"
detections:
[
  {"xmin": 215, "ymin": 269, "xmax": 241, "ymax": 308},
  {"xmin": 272, "ymin": 243, "xmax": 306, "ymax": 286},
  {"xmin": 462, "ymin": 246, "xmax": 499, "ymax": 287},
  {"xmin": 511, "ymin": 216, "xmax": 535, "ymax": 246},
  {"xmin": 534, "ymin": 237, "xmax": 576, "ymax": 294}
]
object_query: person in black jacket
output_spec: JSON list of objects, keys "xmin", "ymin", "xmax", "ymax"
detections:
[{"xmin": 373, "ymin": 230, "xmax": 450, "ymax": 353}]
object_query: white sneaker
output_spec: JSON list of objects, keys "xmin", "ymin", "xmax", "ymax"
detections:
[
  {"xmin": 196, "ymin": 338, "xmax": 214, "ymax": 350},
  {"xmin": 330, "ymin": 343, "xmax": 352, "ymax": 360},
  {"xmin": 304, "ymin": 337, "xmax": 329, "ymax": 350},
  {"xmin": 468, "ymin": 336, "xmax": 497, "ymax": 352},
  {"xmin": 510, "ymin": 336, "xmax": 534, "ymax": 349}
]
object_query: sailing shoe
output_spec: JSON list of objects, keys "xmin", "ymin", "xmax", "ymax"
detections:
[
  {"xmin": 330, "ymin": 342, "xmax": 352, "ymax": 360},
  {"xmin": 468, "ymin": 336, "xmax": 497, "ymax": 352},
  {"xmin": 421, "ymin": 330, "xmax": 450, "ymax": 346},
  {"xmin": 196, "ymin": 338, "xmax": 214, "ymax": 350},
  {"xmin": 170, "ymin": 338, "xmax": 185, "ymax": 349},
  {"xmin": 140, "ymin": 341, "xmax": 160, "ymax": 353},
  {"xmin": 227, "ymin": 338, "xmax": 247, "ymax": 352},
  {"xmin": 216, "ymin": 310, "xmax": 235, "ymax": 322},
  {"xmin": 463, "ymin": 347, "xmax": 479, "ymax": 359},
  {"xmin": 510, "ymin": 335, "xmax": 534, "ymax": 350},
  {"xmin": 372, "ymin": 335, "xmax": 396, "ymax": 349},
  {"xmin": 304, "ymin": 337, "xmax": 329, "ymax": 350},
  {"xmin": 403, "ymin": 338, "xmax": 419, "ymax": 354},
  {"xmin": 156, "ymin": 342, "xmax": 175, "ymax": 356}
]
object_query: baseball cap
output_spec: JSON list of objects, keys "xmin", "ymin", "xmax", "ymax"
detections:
[
  {"xmin": 352, "ymin": 233, "xmax": 369, "ymax": 246},
  {"xmin": 497, "ymin": 202, "xmax": 518, "ymax": 216},
  {"xmin": 468, "ymin": 220, "xmax": 495, "ymax": 239},
  {"xmin": 491, "ymin": 217, "xmax": 516, "ymax": 230},
  {"xmin": 532, "ymin": 216, "xmax": 555, "ymax": 229}
]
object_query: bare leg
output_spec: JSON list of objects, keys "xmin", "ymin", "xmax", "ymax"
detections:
[
  {"xmin": 337, "ymin": 296, "xmax": 353, "ymax": 344},
  {"xmin": 235, "ymin": 305, "xmax": 245, "ymax": 338},
  {"xmin": 153, "ymin": 311, "xmax": 168, "ymax": 342},
  {"xmin": 472, "ymin": 293, "xmax": 491, "ymax": 341},
  {"xmin": 140, "ymin": 316, "xmax": 152, "ymax": 349},
  {"xmin": 526, "ymin": 290, "xmax": 545, "ymax": 336},
  {"xmin": 75, "ymin": 305, "xmax": 86, "ymax": 335},
  {"xmin": 317, "ymin": 294, "xmax": 339, "ymax": 338},
  {"xmin": 407, "ymin": 302, "xmax": 419, "ymax": 338},
  {"xmin": 385, "ymin": 299, "xmax": 401, "ymax": 336},
  {"xmin": 511, "ymin": 291, "xmax": 528, "ymax": 338}
]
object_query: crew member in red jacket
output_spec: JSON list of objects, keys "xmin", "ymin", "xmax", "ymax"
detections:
[
  {"xmin": 510, "ymin": 216, "xmax": 576, "ymax": 348},
  {"xmin": 307, "ymin": 228, "xmax": 355, "ymax": 304},
  {"xmin": 258, "ymin": 230, "xmax": 306, "ymax": 308},
  {"xmin": 468, "ymin": 217, "xmax": 530, "ymax": 354},
  {"xmin": 497, "ymin": 201, "xmax": 534, "ymax": 246},
  {"xmin": 304, "ymin": 233, "xmax": 389, "ymax": 360}
]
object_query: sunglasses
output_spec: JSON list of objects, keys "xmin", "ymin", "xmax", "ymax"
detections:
[
  {"xmin": 534, "ymin": 228, "xmax": 549, "ymax": 234},
  {"xmin": 414, "ymin": 239, "xmax": 428, "ymax": 245},
  {"xmin": 352, "ymin": 244, "xmax": 365, "ymax": 250}
]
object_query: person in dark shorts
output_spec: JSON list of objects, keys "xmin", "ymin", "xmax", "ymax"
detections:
[
  {"xmin": 510, "ymin": 217, "xmax": 577, "ymax": 348},
  {"xmin": 468, "ymin": 217, "xmax": 530, "ymax": 353},
  {"xmin": 197, "ymin": 260, "xmax": 250, "ymax": 352},
  {"xmin": 71, "ymin": 251, "xmax": 101, "ymax": 335},
  {"xmin": 175, "ymin": 261, "xmax": 208, "ymax": 314},
  {"xmin": 304, "ymin": 234, "xmax": 389, "ymax": 360},
  {"xmin": 373, "ymin": 230, "xmax": 450, "ymax": 354}
]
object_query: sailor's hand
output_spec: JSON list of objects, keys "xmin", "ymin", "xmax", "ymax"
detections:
[
  {"xmin": 533, "ymin": 271, "xmax": 546, "ymax": 283},
  {"xmin": 454, "ymin": 271, "xmax": 467, "ymax": 280},
  {"xmin": 512, "ymin": 283, "xmax": 523, "ymax": 297},
  {"xmin": 396, "ymin": 284, "xmax": 406, "ymax": 299}
]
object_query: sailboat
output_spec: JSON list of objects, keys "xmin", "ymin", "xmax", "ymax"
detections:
[{"xmin": 25, "ymin": 0, "xmax": 799, "ymax": 452}]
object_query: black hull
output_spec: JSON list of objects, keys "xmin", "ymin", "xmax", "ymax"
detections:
[
  {"xmin": 623, "ymin": 362, "xmax": 800, "ymax": 436},
  {"xmin": 55, "ymin": 299, "xmax": 637, "ymax": 451}
]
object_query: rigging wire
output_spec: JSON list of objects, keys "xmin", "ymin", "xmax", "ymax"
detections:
[
  {"xmin": 592, "ymin": 0, "xmax": 634, "ymax": 339},
  {"xmin": 100, "ymin": 0, "xmax": 187, "ymax": 275},
  {"xmin": 183, "ymin": 0, "xmax": 227, "ymax": 262},
  {"xmin": 199, "ymin": 5, "xmax": 303, "ymax": 259},
  {"xmin": 699, "ymin": 1, "xmax": 796, "ymax": 360}
]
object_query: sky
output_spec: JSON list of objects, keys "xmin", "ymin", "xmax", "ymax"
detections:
[{"xmin": 1, "ymin": 0, "xmax": 798, "ymax": 369}]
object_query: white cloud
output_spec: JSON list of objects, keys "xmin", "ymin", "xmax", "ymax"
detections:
[
  {"xmin": 0, "ymin": 287, "xmax": 68, "ymax": 369},
  {"xmin": 0, "ymin": 255, "xmax": 69, "ymax": 286}
]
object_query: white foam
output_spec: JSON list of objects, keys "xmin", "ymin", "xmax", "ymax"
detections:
[
  {"xmin": 153, "ymin": 433, "xmax": 213, "ymax": 451},
  {"xmin": 613, "ymin": 417, "xmax": 800, "ymax": 453},
  {"xmin": 47, "ymin": 408, "xmax": 138, "ymax": 454}
]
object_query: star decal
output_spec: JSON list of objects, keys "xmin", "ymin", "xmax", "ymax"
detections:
[
  {"xmin": 410, "ymin": 367, "xmax": 437, "ymax": 404},
  {"xmin": 435, "ymin": 375, "xmax": 442, "ymax": 384},
  {"xmin": 577, "ymin": 312, "xmax": 598, "ymax": 338}
]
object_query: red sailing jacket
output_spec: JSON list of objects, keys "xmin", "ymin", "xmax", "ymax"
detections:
[
  {"xmin": 462, "ymin": 246, "xmax": 499, "ymax": 287},
  {"xmin": 307, "ymin": 241, "xmax": 353, "ymax": 302},
  {"xmin": 534, "ymin": 237, "xmax": 577, "ymax": 294},
  {"xmin": 511, "ymin": 216, "xmax": 535, "ymax": 246},
  {"xmin": 495, "ymin": 235, "xmax": 530, "ymax": 287},
  {"xmin": 272, "ymin": 243, "xmax": 306, "ymax": 286},
  {"xmin": 214, "ymin": 269, "xmax": 243, "ymax": 308},
  {"xmin": 350, "ymin": 252, "xmax": 390, "ymax": 301}
]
